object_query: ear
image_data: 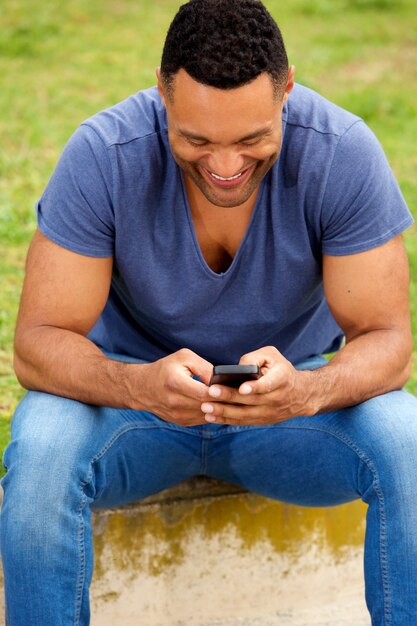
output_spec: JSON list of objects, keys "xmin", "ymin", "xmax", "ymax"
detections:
[
  {"xmin": 282, "ymin": 65, "xmax": 295, "ymax": 105},
  {"xmin": 156, "ymin": 67, "xmax": 167, "ymax": 107}
]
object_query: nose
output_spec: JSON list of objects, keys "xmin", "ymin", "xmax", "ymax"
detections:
[{"xmin": 207, "ymin": 148, "xmax": 247, "ymax": 179}]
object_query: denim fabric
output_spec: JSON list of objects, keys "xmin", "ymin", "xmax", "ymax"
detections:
[{"xmin": 2, "ymin": 354, "xmax": 417, "ymax": 625}]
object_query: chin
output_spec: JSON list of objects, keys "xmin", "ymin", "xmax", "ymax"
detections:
[
  {"xmin": 196, "ymin": 174, "xmax": 257, "ymax": 208},
  {"xmin": 175, "ymin": 152, "xmax": 278, "ymax": 208}
]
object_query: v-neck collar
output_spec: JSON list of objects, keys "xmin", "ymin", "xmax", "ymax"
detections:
[{"xmin": 179, "ymin": 168, "xmax": 267, "ymax": 279}]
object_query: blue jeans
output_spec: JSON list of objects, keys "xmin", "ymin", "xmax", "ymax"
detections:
[{"xmin": 2, "ymin": 353, "xmax": 417, "ymax": 625}]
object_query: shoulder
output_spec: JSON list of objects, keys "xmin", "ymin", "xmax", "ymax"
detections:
[
  {"xmin": 279, "ymin": 83, "xmax": 380, "ymax": 188},
  {"xmin": 283, "ymin": 83, "xmax": 361, "ymax": 139},
  {"xmin": 79, "ymin": 86, "xmax": 168, "ymax": 148}
]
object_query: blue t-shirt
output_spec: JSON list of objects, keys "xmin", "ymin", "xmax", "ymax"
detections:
[{"xmin": 36, "ymin": 83, "xmax": 414, "ymax": 365}]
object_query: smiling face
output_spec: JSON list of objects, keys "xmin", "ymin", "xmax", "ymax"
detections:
[{"xmin": 157, "ymin": 68, "xmax": 294, "ymax": 208}]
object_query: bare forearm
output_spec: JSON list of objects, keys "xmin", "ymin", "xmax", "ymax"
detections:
[
  {"xmin": 14, "ymin": 326, "xmax": 147, "ymax": 409},
  {"xmin": 301, "ymin": 329, "xmax": 412, "ymax": 415}
]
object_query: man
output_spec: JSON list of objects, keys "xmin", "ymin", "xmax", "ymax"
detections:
[{"xmin": 1, "ymin": 0, "xmax": 416, "ymax": 624}]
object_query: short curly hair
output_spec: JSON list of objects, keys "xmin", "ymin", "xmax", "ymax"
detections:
[{"xmin": 160, "ymin": 0, "xmax": 288, "ymax": 102}]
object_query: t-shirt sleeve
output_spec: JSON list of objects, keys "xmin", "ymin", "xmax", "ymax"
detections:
[
  {"xmin": 320, "ymin": 120, "xmax": 414, "ymax": 256},
  {"xmin": 36, "ymin": 123, "xmax": 114, "ymax": 257}
]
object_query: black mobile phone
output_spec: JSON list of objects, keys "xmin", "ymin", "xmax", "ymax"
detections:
[{"xmin": 209, "ymin": 364, "xmax": 260, "ymax": 388}]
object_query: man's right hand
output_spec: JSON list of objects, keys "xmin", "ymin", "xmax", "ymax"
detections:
[{"xmin": 130, "ymin": 348, "xmax": 213, "ymax": 426}]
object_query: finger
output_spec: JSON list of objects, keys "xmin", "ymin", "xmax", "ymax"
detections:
[
  {"xmin": 171, "ymin": 372, "xmax": 211, "ymax": 403},
  {"xmin": 164, "ymin": 412, "xmax": 207, "ymax": 427},
  {"xmin": 201, "ymin": 401, "xmax": 279, "ymax": 425},
  {"xmin": 181, "ymin": 349, "xmax": 214, "ymax": 386},
  {"xmin": 207, "ymin": 383, "xmax": 259, "ymax": 405},
  {"xmin": 239, "ymin": 346, "xmax": 282, "ymax": 367},
  {"xmin": 238, "ymin": 350, "xmax": 267, "ymax": 368},
  {"xmin": 159, "ymin": 395, "xmax": 208, "ymax": 424},
  {"xmin": 167, "ymin": 350, "xmax": 213, "ymax": 401},
  {"xmin": 238, "ymin": 364, "xmax": 287, "ymax": 396}
]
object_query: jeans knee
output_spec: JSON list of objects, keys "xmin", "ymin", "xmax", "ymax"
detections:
[
  {"xmin": 2, "ymin": 391, "xmax": 104, "ymax": 507},
  {"xmin": 360, "ymin": 390, "xmax": 417, "ymax": 449},
  {"xmin": 345, "ymin": 391, "xmax": 417, "ymax": 495}
]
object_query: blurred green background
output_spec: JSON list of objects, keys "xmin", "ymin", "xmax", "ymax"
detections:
[{"xmin": 0, "ymin": 0, "xmax": 416, "ymax": 471}]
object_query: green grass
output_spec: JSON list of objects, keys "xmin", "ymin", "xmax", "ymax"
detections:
[{"xmin": 1, "ymin": 0, "xmax": 417, "ymax": 471}]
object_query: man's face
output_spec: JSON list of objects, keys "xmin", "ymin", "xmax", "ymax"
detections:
[{"xmin": 157, "ymin": 68, "xmax": 294, "ymax": 208}]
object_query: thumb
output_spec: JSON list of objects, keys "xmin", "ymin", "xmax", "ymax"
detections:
[
  {"xmin": 184, "ymin": 354, "xmax": 213, "ymax": 386},
  {"xmin": 239, "ymin": 350, "xmax": 265, "ymax": 368}
]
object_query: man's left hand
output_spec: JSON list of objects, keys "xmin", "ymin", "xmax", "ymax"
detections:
[{"xmin": 201, "ymin": 346, "xmax": 314, "ymax": 425}]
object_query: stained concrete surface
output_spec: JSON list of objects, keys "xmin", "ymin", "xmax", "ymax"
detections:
[
  {"xmin": 0, "ymin": 479, "xmax": 371, "ymax": 625},
  {"xmin": 90, "ymin": 481, "xmax": 370, "ymax": 625}
]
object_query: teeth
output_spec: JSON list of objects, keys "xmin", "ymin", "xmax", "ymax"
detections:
[{"xmin": 210, "ymin": 171, "xmax": 244, "ymax": 181}]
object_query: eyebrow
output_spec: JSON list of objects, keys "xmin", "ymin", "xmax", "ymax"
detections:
[{"xmin": 178, "ymin": 126, "xmax": 273, "ymax": 143}]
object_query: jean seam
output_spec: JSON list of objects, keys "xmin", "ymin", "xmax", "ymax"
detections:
[
  {"xmin": 74, "ymin": 490, "xmax": 88, "ymax": 626},
  {"xmin": 119, "ymin": 411, "xmax": 208, "ymax": 435},
  {"xmin": 79, "ymin": 423, "xmax": 202, "ymax": 488},
  {"xmin": 200, "ymin": 436, "xmax": 209, "ymax": 474}
]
